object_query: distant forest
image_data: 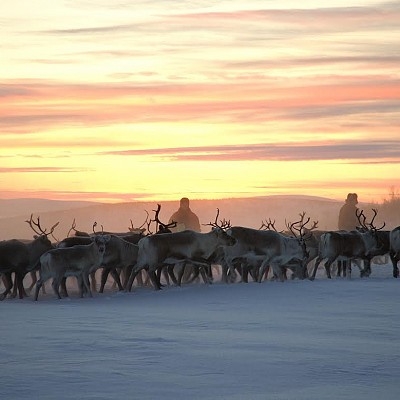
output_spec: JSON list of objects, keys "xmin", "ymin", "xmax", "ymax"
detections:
[{"xmin": 375, "ymin": 187, "xmax": 400, "ymax": 227}]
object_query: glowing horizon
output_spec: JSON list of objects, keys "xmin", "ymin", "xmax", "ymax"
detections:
[{"xmin": 1, "ymin": 1, "xmax": 399, "ymax": 204}]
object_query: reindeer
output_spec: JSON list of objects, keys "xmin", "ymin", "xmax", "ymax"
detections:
[
  {"xmin": 310, "ymin": 209, "xmax": 386, "ymax": 280},
  {"xmin": 219, "ymin": 213, "xmax": 318, "ymax": 283},
  {"xmin": 34, "ymin": 234, "xmax": 111, "ymax": 300},
  {"xmin": 355, "ymin": 209, "xmax": 390, "ymax": 278},
  {"xmin": 390, "ymin": 226, "xmax": 400, "ymax": 278},
  {"xmin": 125, "ymin": 209, "xmax": 236, "ymax": 291},
  {"xmin": 60, "ymin": 219, "xmax": 147, "ymax": 293},
  {"xmin": 170, "ymin": 209, "xmax": 232, "ymax": 286},
  {"xmin": 133, "ymin": 204, "xmax": 179, "ymax": 287},
  {"xmin": 0, "ymin": 214, "xmax": 58, "ymax": 300}
]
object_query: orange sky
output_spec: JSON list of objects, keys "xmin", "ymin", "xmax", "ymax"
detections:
[{"xmin": 1, "ymin": 1, "xmax": 399, "ymax": 204}]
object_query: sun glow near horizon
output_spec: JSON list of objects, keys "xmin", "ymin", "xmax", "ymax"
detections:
[{"xmin": 0, "ymin": 1, "xmax": 399, "ymax": 205}]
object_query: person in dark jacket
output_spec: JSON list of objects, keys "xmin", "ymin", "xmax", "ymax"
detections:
[
  {"xmin": 168, "ymin": 197, "xmax": 201, "ymax": 232},
  {"xmin": 338, "ymin": 193, "xmax": 359, "ymax": 231},
  {"xmin": 337, "ymin": 193, "xmax": 359, "ymax": 276}
]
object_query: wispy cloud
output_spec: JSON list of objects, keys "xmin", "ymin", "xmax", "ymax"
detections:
[
  {"xmin": 1, "ymin": 79, "xmax": 399, "ymax": 133},
  {"xmin": 38, "ymin": 23, "xmax": 141, "ymax": 36},
  {"xmin": 0, "ymin": 167, "xmax": 92, "ymax": 173},
  {"xmin": 101, "ymin": 140, "xmax": 400, "ymax": 162}
]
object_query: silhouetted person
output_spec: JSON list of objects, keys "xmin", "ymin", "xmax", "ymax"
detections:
[
  {"xmin": 168, "ymin": 197, "xmax": 201, "ymax": 232},
  {"xmin": 338, "ymin": 193, "xmax": 359, "ymax": 231},
  {"xmin": 337, "ymin": 193, "xmax": 359, "ymax": 276}
]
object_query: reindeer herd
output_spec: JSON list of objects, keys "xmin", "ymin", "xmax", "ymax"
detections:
[{"xmin": 0, "ymin": 205, "xmax": 399, "ymax": 302}]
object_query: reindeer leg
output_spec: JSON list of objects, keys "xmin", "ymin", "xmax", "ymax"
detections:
[
  {"xmin": 167, "ymin": 265, "xmax": 178, "ymax": 285},
  {"xmin": 241, "ymin": 263, "xmax": 249, "ymax": 283},
  {"xmin": 175, "ymin": 262, "xmax": 186, "ymax": 286},
  {"xmin": 205, "ymin": 263, "xmax": 213, "ymax": 284},
  {"xmin": 310, "ymin": 257, "xmax": 322, "ymax": 281},
  {"xmin": 324, "ymin": 259, "xmax": 333, "ymax": 279},
  {"xmin": 155, "ymin": 267, "xmax": 166, "ymax": 287},
  {"xmin": 82, "ymin": 274, "xmax": 92, "ymax": 298},
  {"xmin": 129, "ymin": 268, "xmax": 146, "ymax": 287},
  {"xmin": 337, "ymin": 261, "xmax": 342, "ymax": 277},
  {"xmin": 121, "ymin": 266, "xmax": 130, "ymax": 288},
  {"xmin": 52, "ymin": 278, "xmax": 62, "ymax": 300},
  {"xmin": 10, "ymin": 273, "xmax": 18, "ymax": 298},
  {"xmin": 161, "ymin": 267, "xmax": 170, "ymax": 286},
  {"xmin": 34, "ymin": 278, "xmax": 44, "ymax": 301},
  {"xmin": 220, "ymin": 262, "xmax": 228, "ymax": 283},
  {"xmin": 258, "ymin": 259, "xmax": 270, "ymax": 283},
  {"xmin": 148, "ymin": 269, "xmax": 162, "ymax": 290},
  {"xmin": 110, "ymin": 268, "xmax": 124, "ymax": 291},
  {"xmin": 390, "ymin": 253, "xmax": 399, "ymax": 278},
  {"xmin": 28, "ymin": 271, "xmax": 37, "ymax": 292},
  {"xmin": 271, "ymin": 262, "xmax": 285, "ymax": 282},
  {"xmin": 60, "ymin": 277, "xmax": 68, "ymax": 297},
  {"xmin": 199, "ymin": 265, "xmax": 212, "ymax": 285},
  {"xmin": 250, "ymin": 265, "xmax": 259, "ymax": 282},
  {"xmin": 90, "ymin": 272, "xmax": 97, "ymax": 293},
  {"xmin": 342, "ymin": 261, "xmax": 347, "ymax": 278},
  {"xmin": 188, "ymin": 265, "xmax": 202, "ymax": 284},
  {"xmin": 16, "ymin": 271, "xmax": 28, "ymax": 299},
  {"xmin": 125, "ymin": 267, "xmax": 141, "ymax": 292},
  {"xmin": 0, "ymin": 272, "xmax": 13, "ymax": 300},
  {"xmin": 360, "ymin": 259, "xmax": 371, "ymax": 278},
  {"xmin": 99, "ymin": 268, "xmax": 110, "ymax": 293},
  {"xmin": 208, "ymin": 264, "xmax": 214, "ymax": 283}
]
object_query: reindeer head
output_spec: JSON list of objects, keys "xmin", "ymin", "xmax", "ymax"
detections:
[
  {"xmin": 204, "ymin": 208, "xmax": 236, "ymax": 246},
  {"xmin": 92, "ymin": 234, "xmax": 111, "ymax": 254},
  {"xmin": 129, "ymin": 212, "xmax": 149, "ymax": 235},
  {"xmin": 356, "ymin": 209, "xmax": 387, "ymax": 252},
  {"xmin": 285, "ymin": 212, "xmax": 319, "ymax": 261}
]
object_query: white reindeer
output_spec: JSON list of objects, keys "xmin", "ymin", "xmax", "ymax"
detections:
[{"xmin": 34, "ymin": 235, "xmax": 111, "ymax": 301}]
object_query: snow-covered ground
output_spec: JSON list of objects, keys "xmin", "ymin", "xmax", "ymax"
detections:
[{"xmin": 1, "ymin": 264, "xmax": 399, "ymax": 400}]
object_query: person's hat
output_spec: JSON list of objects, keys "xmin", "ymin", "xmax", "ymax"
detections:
[
  {"xmin": 346, "ymin": 193, "xmax": 358, "ymax": 203},
  {"xmin": 180, "ymin": 197, "xmax": 190, "ymax": 206}
]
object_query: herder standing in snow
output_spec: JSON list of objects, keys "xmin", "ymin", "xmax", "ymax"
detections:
[{"xmin": 168, "ymin": 197, "xmax": 201, "ymax": 232}]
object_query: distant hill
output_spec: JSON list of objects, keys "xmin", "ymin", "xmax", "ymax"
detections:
[
  {"xmin": 0, "ymin": 195, "xmax": 350, "ymax": 240},
  {"xmin": 2, "ymin": 195, "xmax": 391, "ymax": 241},
  {"xmin": 0, "ymin": 198, "xmax": 98, "ymax": 219}
]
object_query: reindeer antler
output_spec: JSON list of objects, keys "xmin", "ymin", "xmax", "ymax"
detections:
[
  {"xmin": 260, "ymin": 218, "xmax": 279, "ymax": 231},
  {"xmin": 356, "ymin": 209, "xmax": 386, "ymax": 231},
  {"xmin": 25, "ymin": 214, "xmax": 59, "ymax": 239},
  {"xmin": 67, "ymin": 218, "xmax": 77, "ymax": 237},
  {"xmin": 204, "ymin": 208, "xmax": 231, "ymax": 231},
  {"xmin": 368, "ymin": 209, "xmax": 386, "ymax": 231},
  {"xmin": 369, "ymin": 208, "xmax": 385, "ymax": 230},
  {"xmin": 286, "ymin": 212, "xmax": 318, "ymax": 239},
  {"xmin": 129, "ymin": 211, "xmax": 148, "ymax": 234},
  {"xmin": 92, "ymin": 221, "xmax": 102, "ymax": 235},
  {"xmin": 152, "ymin": 204, "xmax": 177, "ymax": 233},
  {"xmin": 48, "ymin": 221, "xmax": 60, "ymax": 243},
  {"xmin": 25, "ymin": 214, "xmax": 47, "ymax": 236},
  {"xmin": 356, "ymin": 209, "xmax": 368, "ymax": 230},
  {"xmin": 220, "ymin": 218, "xmax": 232, "ymax": 230}
]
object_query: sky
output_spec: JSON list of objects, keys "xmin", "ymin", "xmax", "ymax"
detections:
[{"xmin": 1, "ymin": 0, "xmax": 399, "ymax": 203}]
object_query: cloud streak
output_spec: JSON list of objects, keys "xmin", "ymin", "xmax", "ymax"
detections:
[
  {"xmin": 0, "ymin": 167, "xmax": 91, "ymax": 173},
  {"xmin": 101, "ymin": 140, "xmax": 400, "ymax": 163},
  {"xmin": 1, "ymin": 79, "xmax": 399, "ymax": 133}
]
